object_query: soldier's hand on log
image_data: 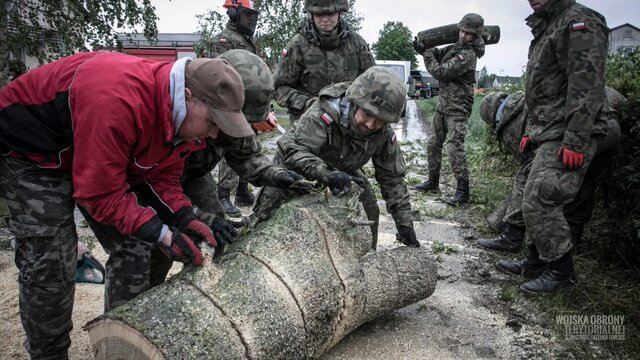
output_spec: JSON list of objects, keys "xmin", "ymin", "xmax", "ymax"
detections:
[
  {"xmin": 396, "ymin": 225, "xmax": 420, "ymax": 247},
  {"xmin": 557, "ymin": 146, "xmax": 585, "ymax": 170},
  {"xmin": 275, "ymin": 170, "xmax": 313, "ymax": 194},
  {"xmin": 412, "ymin": 37, "xmax": 426, "ymax": 54},
  {"xmin": 184, "ymin": 218, "xmax": 219, "ymax": 248},
  {"xmin": 323, "ymin": 171, "xmax": 352, "ymax": 196},
  {"xmin": 158, "ymin": 226, "xmax": 204, "ymax": 265},
  {"xmin": 210, "ymin": 217, "xmax": 238, "ymax": 246}
]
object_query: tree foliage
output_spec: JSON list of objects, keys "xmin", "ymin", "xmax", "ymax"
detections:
[
  {"xmin": 195, "ymin": 0, "xmax": 363, "ymax": 67},
  {"xmin": 371, "ymin": 21, "xmax": 416, "ymax": 69},
  {"xmin": 1, "ymin": 0, "xmax": 159, "ymax": 86}
]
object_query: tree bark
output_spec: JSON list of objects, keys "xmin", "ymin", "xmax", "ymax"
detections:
[
  {"xmin": 86, "ymin": 189, "xmax": 438, "ymax": 359},
  {"xmin": 417, "ymin": 24, "xmax": 501, "ymax": 48}
]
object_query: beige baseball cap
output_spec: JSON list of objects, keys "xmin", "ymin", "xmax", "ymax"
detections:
[{"xmin": 185, "ymin": 58, "xmax": 254, "ymax": 138}]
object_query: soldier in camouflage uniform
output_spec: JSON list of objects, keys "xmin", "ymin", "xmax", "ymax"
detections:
[
  {"xmin": 273, "ymin": 0, "xmax": 375, "ymax": 125},
  {"xmin": 209, "ymin": 0, "xmax": 261, "ymax": 216},
  {"xmin": 474, "ymin": 90, "xmax": 621, "ymax": 260},
  {"xmin": 514, "ymin": 0, "xmax": 609, "ymax": 294},
  {"xmin": 253, "ymin": 66, "xmax": 420, "ymax": 249},
  {"xmin": 413, "ymin": 13, "xmax": 486, "ymax": 206},
  {"xmin": 83, "ymin": 49, "xmax": 306, "ymax": 312}
]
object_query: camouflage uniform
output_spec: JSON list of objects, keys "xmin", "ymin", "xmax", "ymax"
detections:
[
  {"xmin": 208, "ymin": 23, "xmax": 258, "ymax": 201},
  {"xmin": 274, "ymin": 18, "xmax": 375, "ymax": 124},
  {"xmin": 254, "ymin": 78, "xmax": 418, "ymax": 248},
  {"xmin": 522, "ymin": 0, "xmax": 609, "ymax": 262},
  {"xmin": 485, "ymin": 90, "xmax": 621, "ymax": 237},
  {"xmin": 422, "ymin": 36, "xmax": 485, "ymax": 183},
  {"xmin": 0, "ymin": 157, "xmax": 77, "ymax": 359}
]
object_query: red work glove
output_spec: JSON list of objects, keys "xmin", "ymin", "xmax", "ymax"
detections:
[
  {"xmin": 557, "ymin": 147, "xmax": 585, "ymax": 170},
  {"xmin": 184, "ymin": 218, "xmax": 219, "ymax": 248},
  {"xmin": 158, "ymin": 227, "xmax": 204, "ymax": 265},
  {"xmin": 519, "ymin": 135, "xmax": 531, "ymax": 154}
]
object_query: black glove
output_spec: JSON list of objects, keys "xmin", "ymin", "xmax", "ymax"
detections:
[
  {"xmin": 396, "ymin": 225, "xmax": 420, "ymax": 247},
  {"xmin": 413, "ymin": 36, "xmax": 426, "ymax": 54},
  {"xmin": 323, "ymin": 171, "xmax": 352, "ymax": 196},
  {"xmin": 158, "ymin": 226, "xmax": 204, "ymax": 265},
  {"xmin": 274, "ymin": 170, "xmax": 313, "ymax": 194},
  {"xmin": 210, "ymin": 217, "xmax": 238, "ymax": 246}
]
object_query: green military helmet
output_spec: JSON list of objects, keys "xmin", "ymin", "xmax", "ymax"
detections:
[
  {"xmin": 218, "ymin": 49, "xmax": 274, "ymax": 123},
  {"xmin": 457, "ymin": 13, "xmax": 485, "ymax": 36},
  {"xmin": 346, "ymin": 66, "xmax": 406, "ymax": 124},
  {"xmin": 304, "ymin": 0, "xmax": 348, "ymax": 14},
  {"xmin": 480, "ymin": 92, "xmax": 508, "ymax": 128}
]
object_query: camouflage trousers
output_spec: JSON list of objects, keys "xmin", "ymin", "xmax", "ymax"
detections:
[
  {"xmin": 427, "ymin": 111, "xmax": 469, "ymax": 182},
  {"xmin": 503, "ymin": 120, "xmax": 620, "ymax": 233},
  {"xmin": 0, "ymin": 157, "xmax": 77, "ymax": 360},
  {"xmin": 77, "ymin": 206, "xmax": 173, "ymax": 312},
  {"xmin": 217, "ymin": 158, "xmax": 240, "ymax": 191},
  {"xmin": 183, "ymin": 171, "xmax": 225, "ymax": 219},
  {"xmin": 522, "ymin": 139, "xmax": 599, "ymax": 262},
  {"xmin": 252, "ymin": 152, "xmax": 380, "ymax": 248}
]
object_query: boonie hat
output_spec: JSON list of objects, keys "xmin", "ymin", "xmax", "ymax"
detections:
[{"xmin": 186, "ymin": 58, "xmax": 254, "ymax": 138}]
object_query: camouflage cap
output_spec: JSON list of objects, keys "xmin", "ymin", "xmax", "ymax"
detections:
[
  {"xmin": 346, "ymin": 66, "xmax": 406, "ymax": 124},
  {"xmin": 480, "ymin": 92, "xmax": 508, "ymax": 128},
  {"xmin": 219, "ymin": 49, "xmax": 275, "ymax": 123},
  {"xmin": 457, "ymin": 13, "xmax": 485, "ymax": 36},
  {"xmin": 304, "ymin": 0, "xmax": 348, "ymax": 14},
  {"xmin": 186, "ymin": 58, "xmax": 254, "ymax": 138}
]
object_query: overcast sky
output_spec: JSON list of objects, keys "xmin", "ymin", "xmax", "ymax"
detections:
[{"xmin": 151, "ymin": 0, "xmax": 639, "ymax": 76}]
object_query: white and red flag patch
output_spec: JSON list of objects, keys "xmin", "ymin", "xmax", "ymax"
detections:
[
  {"xmin": 281, "ymin": 48, "xmax": 288, "ymax": 57},
  {"xmin": 571, "ymin": 22, "xmax": 586, "ymax": 31},
  {"xmin": 321, "ymin": 113, "xmax": 334, "ymax": 125},
  {"xmin": 219, "ymin": 38, "xmax": 227, "ymax": 43}
]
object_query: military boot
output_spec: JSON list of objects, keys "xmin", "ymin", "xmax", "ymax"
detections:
[
  {"xmin": 234, "ymin": 181, "xmax": 255, "ymax": 207},
  {"xmin": 476, "ymin": 224, "xmax": 525, "ymax": 253},
  {"xmin": 414, "ymin": 169, "xmax": 440, "ymax": 193},
  {"xmin": 446, "ymin": 178, "xmax": 469, "ymax": 206},
  {"xmin": 497, "ymin": 245, "xmax": 546, "ymax": 279},
  {"xmin": 520, "ymin": 252, "xmax": 576, "ymax": 294},
  {"xmin": 217, "ymin": 186, "xmax": 241, "ymax": 217}
]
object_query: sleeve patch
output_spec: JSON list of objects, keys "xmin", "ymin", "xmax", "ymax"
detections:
[
  {"xmin": 571, "ymin": 22, "xmax": 586, "ymax": 31},
  {"xmin": 456, "ymin": 53, "xmax": 465, "ymax": 61},
  {"xmin": 219, "ymin": 38, "xmax": 227, "ymax": 43},
  {"xmin": 391, "ymin": 132, "xmax": 397, "ymax": 144},
  {"xmin": 321, "ymin": 113, "xmax": 334, "ymax": 125},
  {"xmin": 281, "ymin": 48, "xmax": 288, "ymax": 57}
]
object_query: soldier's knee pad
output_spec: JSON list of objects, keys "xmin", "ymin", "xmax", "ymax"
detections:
[{"xmin": 9, "ymin": 219, "xmax": 77, "ymax": 287}]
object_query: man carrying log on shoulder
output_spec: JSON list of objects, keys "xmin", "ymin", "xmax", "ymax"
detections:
[{"xmin": 253, "ymin": 66, "xmax": 421, "ymax": 250}]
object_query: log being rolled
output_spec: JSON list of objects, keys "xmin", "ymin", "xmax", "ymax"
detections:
[
  {"xmin": 86, "ymin": 190, "xmax": 438, "ymax": 359},
  {"xmin": 416, "ymin": 23, "xmax": 501, "ymax": 49}
]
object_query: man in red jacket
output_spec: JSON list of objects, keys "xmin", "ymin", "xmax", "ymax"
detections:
[{"xmin": 0, "ymin": 52, "xmax": 254, "ymax": 359}]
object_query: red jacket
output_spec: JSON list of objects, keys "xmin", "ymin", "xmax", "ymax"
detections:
[{"xmin": 0, "ymin": 52, "xmax": 199, "ymax": 237}]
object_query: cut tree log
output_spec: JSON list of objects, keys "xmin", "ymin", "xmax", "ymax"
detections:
[
  {"xmin": 85, "ymin": 188, "xmax": 438, "ymax": 359},
  {"xmin": 417, "ymin": 23, "xmax": 501, "ymax": 48}
]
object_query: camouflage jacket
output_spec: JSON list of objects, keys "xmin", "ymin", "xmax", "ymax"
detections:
[
  {"xmin": 524, "ymin": 0, "xmax": 609, "ymax": 152},
  {"xmin": 278, "ymin": 82, "xmax": 416, "ymax": 227},
  {"xmin": 423, "ymin": 37, "xmax": 485, "ymax": 116},
  {"xmin": 208, "ymin": 22, "xmax": 256, "ymax": 58},
  {"xmin": 183, "ymin": 133, "xmax": 284, "ymax": 188},
  {"xmin": 274, "ymin": 18, "xmax": 375, "ymax": 115}
]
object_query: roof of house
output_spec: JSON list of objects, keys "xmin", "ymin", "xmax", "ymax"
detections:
[
  {"xmin": 610, "ymin": 23, "xmax": 640, "ymax": 33},
  {"xmin": 494, "ymin": 76, "xmax": 521, "ymax": 84}
]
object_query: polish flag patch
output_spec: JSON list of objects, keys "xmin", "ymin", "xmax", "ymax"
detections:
[
  {"xmin": 219, "ymin": 38, "xmax": 227, "ymax": 43},
  {"xmin": 391, "ymin": 133, "xmax": 397, "ymax": 144},
  {"xmin": 281, "ymin": 48, "xmax": 288, "ymax": 57},
  {"xmin": 456, "ymin": 54, "xmax": 465, "ymax": 61},
  {"xmin": 321, "ymin": 113, "xmax": 334, "ymax": 125},
  {"xmin": 571, "ymin": 22, "xmax": 586, "ymax": 31}
]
